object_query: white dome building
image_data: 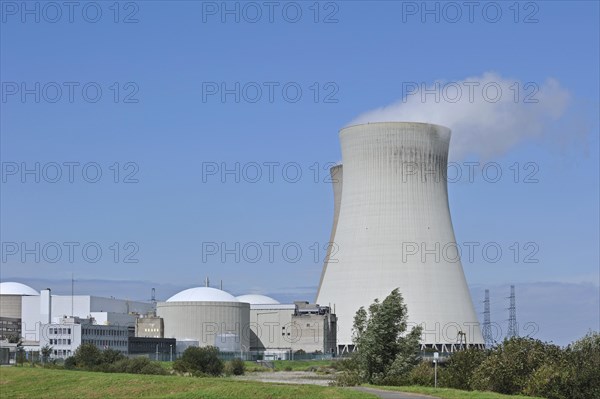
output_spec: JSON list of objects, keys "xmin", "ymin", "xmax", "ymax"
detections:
[
  {"xmin": 0, "ymin": 281, "xmax": 39, "ymax": 340},
  {"xmin": 236, "ymin": 294, "xmax": 280, "ymax": 305},
  {"xmin": 157, "ymin": 287, "xmax": 250, "ymax": 352}
]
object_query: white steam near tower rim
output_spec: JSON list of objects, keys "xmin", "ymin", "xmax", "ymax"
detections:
[{"xmin": 349, "ymin": 72, "xmax": 572, "ymax": 161}]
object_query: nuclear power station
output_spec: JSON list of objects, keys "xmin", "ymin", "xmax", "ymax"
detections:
[{"xmin": 316, "ymin": 122, "xmax": 484, "ymax": 352}]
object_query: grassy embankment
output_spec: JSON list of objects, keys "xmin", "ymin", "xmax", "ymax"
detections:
[
  {"xmin": 0, "ymin": 367, "xmax": 371, "ymax": 399},
  {"xmin": 370, "ymin": 385, "xmax": 545, "ymax": 399}
]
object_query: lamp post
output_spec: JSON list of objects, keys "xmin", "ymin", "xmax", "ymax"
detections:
[
  {"xmin": 433, "ymin": 352, "xmax": 439, "ymax": 388},
  {"xmin": 170, "ymin": 344, "xmax": 173, "ymax": 362},
  {"xmin": 156, "ymin": 344, "xmax": 159, "ymax": 361}
]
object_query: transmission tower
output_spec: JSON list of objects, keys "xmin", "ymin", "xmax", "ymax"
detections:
[
  {"xmin": 507, "ymin": 285, "xmax": 518, "ymax": 338},
  {"xmin": 482, "ymin": 289, "xmax": 493, "ymax": 348}
]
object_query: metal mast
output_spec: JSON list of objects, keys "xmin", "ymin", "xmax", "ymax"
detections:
[
  {"xmin": 507, "ymin": 285, "xmax": 518, "ymax": 339},
  {"xmin": 482, "ymin": 289, "xmax": 492, "ymax": 348}
]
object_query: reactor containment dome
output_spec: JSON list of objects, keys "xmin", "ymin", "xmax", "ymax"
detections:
[{"xmin": 316, "ymin": 122, "xmax": 484, "ymax": 353}]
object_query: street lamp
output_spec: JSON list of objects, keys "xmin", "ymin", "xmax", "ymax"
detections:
[
  {"xmin": 170, "ymin": 344, "xmax": 173, "ymax": 362},
  {"xmin": 433, "ymin": 352, "xmax": 439, "ymax": 388}
]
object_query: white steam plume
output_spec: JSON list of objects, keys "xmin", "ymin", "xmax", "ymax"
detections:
[{"xmin": 349, "ymin": 72, "xmax": 573, "ymax": 160}]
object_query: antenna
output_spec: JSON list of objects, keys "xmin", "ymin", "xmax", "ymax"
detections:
[
  {"xmin": 482, "ymin": 289, "xmax": 492, "ymax": 348},
  {"xmin": 205, "ymin": 276, "xmax": 210, "ymax": 288},
  {"xmin": 507, "ymin": 285, "xmax": 518, "ymax": 339},
  {"xmin": 220, "ymin": 280, "xmax": 223, "ymax": 290},
  {"xmin": 151, "ymin": 288, "xmax": 156, "ymax": 303}
]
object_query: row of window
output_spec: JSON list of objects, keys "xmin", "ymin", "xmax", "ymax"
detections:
[
  {"xmin": 81, "ymin": 339, "xmax": 127, "ymax": 347},
  {"xmin": 49, "ymin": 338, "xmax": 71, "ymax": 345},
  {"xmin": 53, "ymin": 349, "xmax": 72, "ymax": 356},
  {"xmin": 49, "ymin": 327, "xmax": 71, "ymax": 335},
  {"xmin": 82, "ymin": 328, "xmax": 127, "ymax": 336}
]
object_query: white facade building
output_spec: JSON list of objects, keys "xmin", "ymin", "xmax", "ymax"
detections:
[
  {"xmin": 21, "ymin": 289, "xmax": 152, "ymax": 342},
  {"xmin": 39, "ymin": 317, "xmax": 130, "ymax": 359}
]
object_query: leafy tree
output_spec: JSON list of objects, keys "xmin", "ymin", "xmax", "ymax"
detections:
[
  {"xmin": 100, "ymin": 349, "xmax": 125, "ymax": 365},
  {"xmin": 173, "ymin": 346, "xmax": 224, "ymax": 376},
  {"xmin": 40, "ymin": 344, "xmax": 53, "ymax": 364},
  {"xmin": 73, "ymin": 343, "xmax": 102, "ymax": 369},
  {"xmin": 64, "ymin": 356, "xmax": 76, "ymax": 369},
  {"xmin": 441, "ymin": 346, "xmax": 488, "ymax": 390},
  {"xmin": 407, "ymin": 361, "xmax": 436, "ymax": 386},
  {"xmin": 471, "ymin": 337, "xmax": 562, "ymax": 394},
  {"xmin": 564, "ymin": 331, "xmax": 600, "ymax": 399},
  {"xmin": 345, "ymin": 288, "xmax": 423, "ymax": 385}
]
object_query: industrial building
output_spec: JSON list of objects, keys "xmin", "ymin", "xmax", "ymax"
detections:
[
  {"xmin": 128, "ymin": 337, "xmax": 176, "ymax": 360},
  {"xmin": 237, "ymin": 294, "xmax": 296, "ymax": 358},
  {"xmin": 0, "ymin": 282, "xmax": 39, "ymax": 340},
  {"xmin": 291, "ymin": 302, "xmax": 337, "ymax": 355},
  {"xmin": 39, "ymin": 317, "xmax": 132, "ymax": 358},
  {"xmin": 316, "ymin": 122, "xmax": 484, "ymax": 353},
  {"xmin": 157, "ymin": 286, "xmax": 251, "ymax": 352},
  {"xmin": 237, "ymin": 295, "xmax": 336, "ymax": 359},
  {"xmin": 21, "ymin": 288, "xmax": 153, "ymax": 342},
  {"xmin": 135, "ymin": 315, "xmax": 164, "ymax": 338}
]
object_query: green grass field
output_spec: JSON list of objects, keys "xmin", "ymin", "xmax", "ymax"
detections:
[
  {"xmin": 372, "ymin": 385, "xmax": 545, "ymax": 399},
  {"xmin": 0, "ymin": 367, "xmax": 373, "ymax": 399}
]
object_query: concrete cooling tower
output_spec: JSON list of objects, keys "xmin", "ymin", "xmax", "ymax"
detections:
[{"xmin": 316, "ymin": 122, "xmax": 484, "ymax": 353}]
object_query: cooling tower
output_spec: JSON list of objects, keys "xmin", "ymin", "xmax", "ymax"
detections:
[{"xmin": 316, "ymin": 122, "xmax": 484, "ymax": 353}]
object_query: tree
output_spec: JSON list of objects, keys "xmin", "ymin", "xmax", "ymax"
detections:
[
  {"xmin": 349, "ymin": 288, "xmax": 423, "ymax": 385},
  {"xmin": 73, "ymin": 343, "xmax": 102, "ymax": 369},
  {"xmin": 100, "ymin": 349, "xmax": 125, "ymax": 365},
  {"xmin": 173, "ymin": 346, "xmax": 224, "ymax": 376},
  {"xmin": 471, "ymin": 337, "xmax": 562, "ymax": 395},
  {"xmin": 41, "ymin": 344, "xmax": 53, "ymax": 364},
  {"xmin": 441, "ymin": 346, "xmax": 488, "ymax": 390}
]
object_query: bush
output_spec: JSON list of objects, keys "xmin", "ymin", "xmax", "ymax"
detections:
[
  {"xmin": 407, "ymin": 361, "xmax": 435, "ymax": 387},
  {"xmin": 64, "ymin": 356, "xmax": 76, "ymax": 370},
  {"xmin": 471, "ymin": 337, "xmax": 562, "ymax": 395},
  {"xmin": 108, "ymin": 358, "xmax": 131, "ymax": 373},
  {"xmin": 74, "ymin": 343, "xmax": 102, "ymax": 369},
  {"xmin": 125, "ymin": 357, "xmax": 153, "ymax": 374},
  {"xmin": 523, "ymin": 362, "xmax": 567, "ymax": 399},
  {"xmin": 224, "ymin": 358, "xmax": 245, "ymax": 376},
  {"xmin": 331, "ymin": 369, "xmax": 362, "ymax": 386},
  {"xmin": 173, "ymin": 346, "xmax": 224, "ymax": 376},
  {"xmin": 139, "ymin": 361, "xmax": 167, "ymax": 375},
  {"xmin": 442, "ymin": 347, "xmax": 488, "ymax": 390},
  {"xmin": 101, "ymin": 349, "xmax": 125, "ymax": 365}
]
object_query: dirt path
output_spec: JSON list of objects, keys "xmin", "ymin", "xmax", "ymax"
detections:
[
  {"xmin": 234, "ymin": 371, "xmax": 334, "ymax": 386},
  {"xmin": 236, "ymin": 372, "xmax": 438, "ymax": 398},
  {"xmin": 354, "ymin": 387, "xmax": 437, "ymax": 399}
]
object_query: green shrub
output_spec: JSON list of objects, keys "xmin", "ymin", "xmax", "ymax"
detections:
[
  {"xmin": 64, "ymin": 356, "xmax": 76, "ymax": 370},
  {"xmin": 523, "ymin": 362, "xmax": 567, "ymax": 399},
  {"xmin": 471, "ymin": 337, "xmax": 562, "ymax": 395},
  {"xmin": 108, "ymin": 358, "xmax": 130, "ymax": 373},
  {"xmin": 101, "ymin": 349, "xmax": 125, "ymax": 365},
  {"xmin": 74, "ymin": 343, "xmax": 102, "ymax": 369},
  {"xmin": 125, "ymin": 357, "xmax": 152, "ymax": 374},
  {"xmin": 173, "ymin": 346, "xmax": 223, "ymax": 376},
  {"xmin": 441, "ymin": 347, "xmax": 488, "ymax": 390},
  {"xmin": 331, "ymin": 369, "xmax": 362, "ymax": 386},
  {"xmin": 224, "ymin": 358, "xmax": 245, "ymax": 376},
  {"xmin": 139, "ymin": 361, "xmax": 167, "ymax": 375},
  {"xmin": 407, "ymin": 361, "xmax": 435, "ymax": 387}
]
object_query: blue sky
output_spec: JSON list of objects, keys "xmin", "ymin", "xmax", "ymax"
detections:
[{"xmin": 1, "ymin": 1, "xmax": 598, "ymax": 346}]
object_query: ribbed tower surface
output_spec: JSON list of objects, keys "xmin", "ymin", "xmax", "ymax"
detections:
[{"xmin": 316, "ymin": 122, "xmax": 483, "ymax": 350}]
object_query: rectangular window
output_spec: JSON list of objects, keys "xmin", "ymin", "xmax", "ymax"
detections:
[
  {"xmin": 68, "ymin": 339, "xmax": 71, "ymax": 345},
  {"xmin": 68, "ymin": 328, "xmax": 71, "ymax": 334}
]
